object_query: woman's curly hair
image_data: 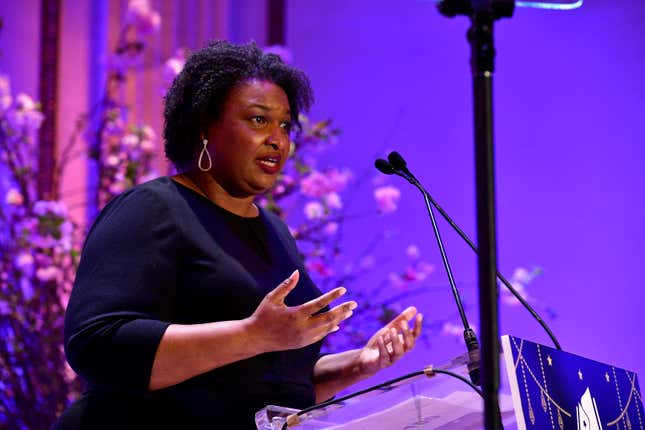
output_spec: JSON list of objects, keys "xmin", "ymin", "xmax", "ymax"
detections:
[{"xmin": 163, "ymin": 40, "xmax": 314, "ymax": 169}]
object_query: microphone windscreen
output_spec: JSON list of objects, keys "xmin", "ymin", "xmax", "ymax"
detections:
[
  {"xmin": 374, "ymin": 159, "xmax": 396, "ymax": 175},
  {"xmin": 387, "ymin": 151, "xmax": 407, "ymax": 170}
]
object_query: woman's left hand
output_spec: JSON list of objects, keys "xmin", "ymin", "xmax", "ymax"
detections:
[{"xmin": 356, "ymin": 306, "xmax": 423, "ymax": 377}]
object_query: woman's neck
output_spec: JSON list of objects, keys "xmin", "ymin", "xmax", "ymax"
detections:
[{"xmin": 173, "ymin": 170, "xmax": 259, "ymax": 218}]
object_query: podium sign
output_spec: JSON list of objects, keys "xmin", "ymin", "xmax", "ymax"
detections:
[{"xmin": 502, "ymin": 335, "xmax": 643, "ymax": 430}]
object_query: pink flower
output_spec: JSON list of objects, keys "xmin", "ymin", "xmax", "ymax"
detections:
[
  {"xmin": 502, "ymin": 281, "xmax": 527, "ymax": 306},
  {"xmin": 126, "ymin": 0, "xmax": 161, "ymax": 35},
  {"xmin": 36, "ymin": 266, "xmax": 62, "ymax": 283},
  {"xmin": 60, "ymin": 220, "xmax": 74, "ymax": 238},
  {"xmin": 323, "ymin": 222, "xmax": 339, "ymax": 235},
  {"xmin": 162, "ymin": 57, "xmax": 185, "ymax": 83},
  {"xmin": 7, "ymin": 94, "xmax": 44, "ymax": 132},
  {"xmin": 301, "ymin": 171, "xmax": 330, "ymax": 198},
  {"xmin": 33, "ymin": 200, "xmax": 68, "ymax": 218},
  {"xmin": 388, "ymin": 272, "xmax": 404, "ymax": 288},
  {"xmin": 109, "ymin": 181, "xmax": 126, "ymax": 195},
  {"xmin": 406, "ymin": 245, "xmax": 420, "ymax": 259},
  {"xmin": 327, "ymin": 168, "xmax": 351, "ymax": 190},
  {"xmin": 140, "ymin": 139, "xmax": 155, "ymax": 155},
  {"xmin": 304, "ymin": 201, "xmax": 325, "ymax": 220},
  {"xmin": 15, "ymin": 93, "xmax": 36, "ymax": 111},
  {"xmin": 323, "ymin": 192, "xmax": 342, "ymax": 210},
  {"xmin": 512, "ymin": 267, "xmax": 531, "ymax": 284},
  {"xmin": 442, "ymin": 321, "xmax": 464, "ymax": 337},
  {"xmin": 121, "ymin": 133, "xmax": 139, "ymax": 149},
  {"xmin": 281, "ymin": 174, "xmax": 295, "ymax": 187},
  {"xmin": 417, "ymin": 261, "xmax": 434, "ymax": 276},
  {"xmin": 106, "ymin": 154, "xmax": 121, "ymax": 167},
  {"xmin": 301, "ymin": 169, "xmax": 350, "ymax": 198},
  {"xmin": 373, "ymin": 185, "xmax": 401, "ymax": 213},
  {"xmin": 0, "ymin": 74, "xmax": 10, "ymax": 98},
  {"xmin": 5, "ymin": 188, "xmax": 24, "ymax": 206},
  {"xmin": 15, "ymin": 253, "xmax": 34, "ymax": 276},
  {"xmin": 0, "ymin": 74, "xmax": 12, "ymax": 112},
  {"xmin": 140, "ymin": 125, "xmax": 156, "ymax": 141},
  {"xmin": 0, "ymin": 93, "xmax": 12, "ymax": 112}
]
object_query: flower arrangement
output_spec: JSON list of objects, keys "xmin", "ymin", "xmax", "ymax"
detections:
[
  {"xmin": 0, "ymin": 1, "xmax": 162, "ymax": 427},
  {"xmin": 0, "ymin": 74, "xmax": 83, "ymax": 429},
  {"xmin": 0, "ymin": 0, "xmax": 554, "ymax": 427}
]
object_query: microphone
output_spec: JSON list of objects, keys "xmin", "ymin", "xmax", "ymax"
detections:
[
  {"xmin": 374, "ymin": 158, "xmax": 396, "ymax": 175},
  {"xmin": 387, "ymin": 151, "xmax": 413, "ymax": 178},
  {"xmin": 377, "ymin": 154, "xmax": 481, "ymax": 385},
  {"xmin": 376, "ymin": 152, "xmax": 562, "ymax": 352}
]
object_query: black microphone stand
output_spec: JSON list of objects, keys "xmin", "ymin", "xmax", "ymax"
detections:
[
  {"xmin": 438, "ymin": 1, "xmax": 515, "ymax": 428},
  {"xmin": 392, "ymin": 164, "xmax": 481, "ymax": 385}
]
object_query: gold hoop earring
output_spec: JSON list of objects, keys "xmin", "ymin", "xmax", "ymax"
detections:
[{"xmin": 198, "ymin": 138, "xmax": 212, "ymax": 172}]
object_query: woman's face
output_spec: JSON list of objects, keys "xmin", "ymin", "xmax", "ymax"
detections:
[{"xmin": 206, "ymin": 79, "xmax": 292, "ymax": 197}]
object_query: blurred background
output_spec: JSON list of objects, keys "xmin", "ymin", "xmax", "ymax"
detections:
[{"xmin": 1, "ymin": 0, "xmax": 643, "ymax": 428}]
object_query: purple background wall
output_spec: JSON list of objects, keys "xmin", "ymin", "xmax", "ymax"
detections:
[
  {"xmin": 0, "ymin": 0, "xmax": 643, "ymax": 398},
  {"xmin": 286, "ymin": 0, "xmax": 645, "ymax": 385}
]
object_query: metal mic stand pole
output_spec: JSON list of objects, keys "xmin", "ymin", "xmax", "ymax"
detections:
[
  {"xmin": 471, "ymin": 10, "xmax": 501, "ymax": 429},
  {"xmin": 438, "ymin": 1, "xmax": 514, "ymax": 428}
]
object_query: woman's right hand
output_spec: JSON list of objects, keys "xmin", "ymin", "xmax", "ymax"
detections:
[{"xmin": 248, "ymin": 269, "xmax": 356, "ymax": 352}]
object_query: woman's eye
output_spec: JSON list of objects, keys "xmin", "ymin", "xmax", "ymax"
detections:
[
  {"xmin": 251, "ymin": 116, "xmax": 266, "ymax": 125},
  {"xmin": 280, "ymin": 121, "xmax": 292, "ymax": 132}
]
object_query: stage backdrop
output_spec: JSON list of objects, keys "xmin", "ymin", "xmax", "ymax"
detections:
[
  {"xmin": 286, "ymin": 0, "xmax": 645, "ymax": 389},
  {"xmin": 0, "ymin": 0, "xmax": 643, "ymax": 399}
]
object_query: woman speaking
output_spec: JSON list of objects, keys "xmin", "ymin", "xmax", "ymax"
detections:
[{"xmin": 57, "ymin": 41, "xmax": 422, "ymax": 429}]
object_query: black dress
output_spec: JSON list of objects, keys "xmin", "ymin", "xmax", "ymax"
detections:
[{"xmin": 56, "ymin": 177, "xmax": 323, "ymax": 429}]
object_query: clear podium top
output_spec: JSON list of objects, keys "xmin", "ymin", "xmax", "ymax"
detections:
[{"xmin": 255, "ymin": 352, "xmax": 517, "ymax": 430}]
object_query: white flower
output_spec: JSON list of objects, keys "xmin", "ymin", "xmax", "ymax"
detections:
[
  {"xmin": 0, "ymin": 74, "xmax": 11, "ymax": 98},
  {"xmin": 15, "ymin": 93, "xmax": 36, "ymax": 111},
  {"xmin": 162, "ymin": 57, "xmax": 185, "ymax": 83},
  {"xmin": 121, "ymin": 133, "xmax": 139, "ymax": 149},
  {"xmin": 36, "ymin": 266, "xmax": 62, "ymax": 283},
  {"xmin": 5, "ymin": 188, "xmax": 24, "ymax": 206},
  {"xmin": 323, "ymin": 192, "xmax": 342, "ymax": 210},
  {"xmin": 373, "ymin": 185, "xmax": 401, "ymax": 213},
  {"xmin": 15, "ymin": 253, "xmax": 34, "ymax": 276},
  {"xmin": 304, "ymin": 201, "xmax": 325, "ymax": 220},
  {"xmin": 512, "ymin": 267, "xmax": 531, "ymax": 284},
  {"xmin": 140, "ymin": 139, "xmax": 155, "ymax": 155},
  {"xmin": 106, "ymin": 154, "xmax": 121, "ymax": 167},
  {"xmin": 406, "ymin": 245, "xmax": 420, "ymax": 259},
  {"xmin": 323, "ymin": 222, "xmax": 339, "ymax": 235}
]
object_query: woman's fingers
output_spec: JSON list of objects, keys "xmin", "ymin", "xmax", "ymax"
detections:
[
  {"xmin": 390, "ymin": 327, "xmax": 405, "ymax": 357},
  {"xmin": 377, "ymin": 334, "xmax": 390, "ymax": 365},
  {"xmin": 391, "ymin": 306, "xmax": 417, "ymax": 325},
  {"xmin": 308, "ymin": 300, "xmax": 357, "ymax": 329},
  {"xmin": 412, "ymin": 313, "xmax": 423, "ymax": 338},
  {"xmin": 299, "ymin": 286, "xmax": 348, "ymax": 315},
  {"xmin": 266, "ymin": 270, "xmax": 300, "ymax": 303},
  {"xmin": 400, "ymin": 319, "xmax": 415, "ymax": 350}
]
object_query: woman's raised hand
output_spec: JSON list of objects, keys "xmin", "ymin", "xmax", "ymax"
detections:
[
  {"xmin": 249, "ymin": 270, "xmax": 357, "ymax": 352},
  {"xmin": 356, "ymin": 306, "xmax": 423, "ymax": 377}
]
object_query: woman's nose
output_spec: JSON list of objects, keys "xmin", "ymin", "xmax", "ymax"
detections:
[{"xmin": 266, "ymin": 129, "xmax": 287, "ymax": 150}]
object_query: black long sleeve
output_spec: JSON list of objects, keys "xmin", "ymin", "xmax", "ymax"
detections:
[
  {"xmin": 64, "ymin": 186, "xmax": 179, "ymax": 393},
  {"xmin": 60, "ymin": 177, "xmax": 323, "ymax": 429}
]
